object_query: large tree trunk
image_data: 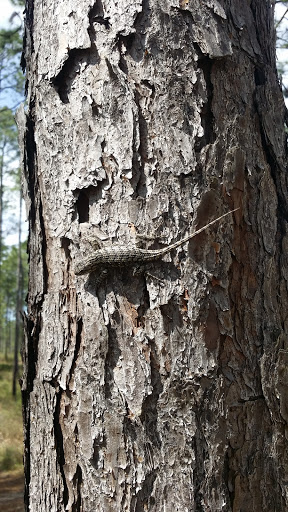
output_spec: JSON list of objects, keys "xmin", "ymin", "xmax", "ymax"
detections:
[{"xmin": 20, "ymin": 0, "xmax": 288, "ymax": 510}]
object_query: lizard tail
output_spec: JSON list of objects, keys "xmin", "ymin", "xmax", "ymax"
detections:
[{"xmin": 161, "ymin": 207, "xmax": 239, "ymax": 255}]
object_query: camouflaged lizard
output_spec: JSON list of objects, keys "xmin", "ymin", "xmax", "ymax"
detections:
[{"xmin": 74, "ymin": 208, "xmax": 238, "ymax": 277}]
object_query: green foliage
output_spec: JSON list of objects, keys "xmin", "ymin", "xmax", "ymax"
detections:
[
  {"xmin": 0, "ymin": 111, "xmax": 20, "ymax": 259},
  {"xmin": 0, "ymin": 21, "xmax": 24, "ymax": 103},
  {"xmin": 10, "ymin": 0, "xmax": 25, "ymax": 6},
  {"xmin": 0, "ymin": 359, "xmax": 23, "ymax": 472},
  {"xmin": 0, "ymin": 18, "xmax": 24, "ymax": 257},
  {"xmin": 0, "ymin": 108, "xmax": 19, "ymax": 162},
  {"xmin": 2, "ymin": 241, "xmax": 28, "ymax": 299},
  {"xmin": 0, "ymin": 242, "xmax": 28, "ymax": 354},
  {"xmin": 0, "ymin": 446, "xmax": 22, "ymax": 471}
]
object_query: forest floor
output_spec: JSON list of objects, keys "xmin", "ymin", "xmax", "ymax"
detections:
[{"xmin": 0, "ymin": 469, "xmax": 24, "ymax": 511}]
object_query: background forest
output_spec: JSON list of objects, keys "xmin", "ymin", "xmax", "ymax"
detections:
[
  {"xmin": 0, "ymin": 0, "xmax": 27, "ymax": 476},
  {"xmin": 0, "ymin": 0, "xmax": 288, "ymax": 506}
]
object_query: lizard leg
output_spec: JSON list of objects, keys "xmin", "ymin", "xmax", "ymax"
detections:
[
  {"xmin": 83, "ymin": 234, "xmax": 103, "ymax": 250},
  {"xmin": 144, "ymin": 270, "xmax": 165, "ymax": 285},
  {"xmin": 85, "ymin": 269, "xmax": 108, "ymax": 291},
  {"xmin": 132, "ymin": 264, "xmax": 165, "ymax": 286},
  {"xmin": 132, "ymin": 264, "xmax": 146, "ymax": 276}
]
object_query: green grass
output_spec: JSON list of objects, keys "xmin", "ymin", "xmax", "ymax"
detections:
[{"xmin": 0, "ymin": 357, "xmax": 23, "ymax": 473}]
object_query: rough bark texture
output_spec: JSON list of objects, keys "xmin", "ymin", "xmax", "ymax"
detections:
[{"xmin": 20, "ymin": 0, "xmax": 288, "ymax": 511}]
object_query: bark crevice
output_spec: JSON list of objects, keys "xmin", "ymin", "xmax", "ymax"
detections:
[
  {"xmin": 68, "ymin": 317, "xmax": 83, "ymax": 387},
  {"xmin": 89, "ymin": 0, "xmax": 110, "ymax": 31},
  {"xmin": 51, "ymin": 47, "xmax": 100, "ymax": 103},
  {"xmin": 21, "ymin": 313, "xmax": 36, "ymax": 512},
  {"xmin": 52, "ymin": 3, "xmax": 103, "ymax": 103},
  {"xmin": 120, "ymin": 0, "xmax": 151, "ymax": 64},
  {"xmin": 54, "ymin": 389, "xmax": 69, "ymax": 508},
  {"xmin": 192, "ymin": 427, "xmax": 207, "ymax": 512},
  {"xmin": 24, "ymin": 112, "xmax": 37, "ymax": 228},
  {"xmin": 140, "ymin": 340, "xmax": 163, "ymax": 447},
  {"xmin": 104, "ymin": 323, "xmax": 121, "ymax": 399},
  {"xmin": 91, "ymin": 434, "xmax": 107, "ymax": 470},
  {"xmin": 134, "ymin": 471, "xmax": 157, "ymax": 512},
  {"xmin": 71, "ymin": 464, "xmax": 83, "ymax": 512}
]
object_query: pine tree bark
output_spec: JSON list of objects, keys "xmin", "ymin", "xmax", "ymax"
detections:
[{"xmin": 20, "ymin": 0, "xmax": 288, "ymax": 511}]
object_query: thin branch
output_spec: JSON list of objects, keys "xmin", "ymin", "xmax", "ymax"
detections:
[{"xmin": 275, "ymin": 7, "xmax": 288, "ymax": 29}]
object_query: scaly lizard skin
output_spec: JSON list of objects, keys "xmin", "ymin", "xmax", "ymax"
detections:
[{"xmin": 74, "ymin": 209, "xmax": 238, "ymax": 276}]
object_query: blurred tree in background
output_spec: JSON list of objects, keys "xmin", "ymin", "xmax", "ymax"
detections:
[
  {"xmin": 0, "ymin": 0, "xmax": 26, "ymax": 398},
  {"xmin": 0, "ymin": 0, "xmax": 26, "ymax": 479}
]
